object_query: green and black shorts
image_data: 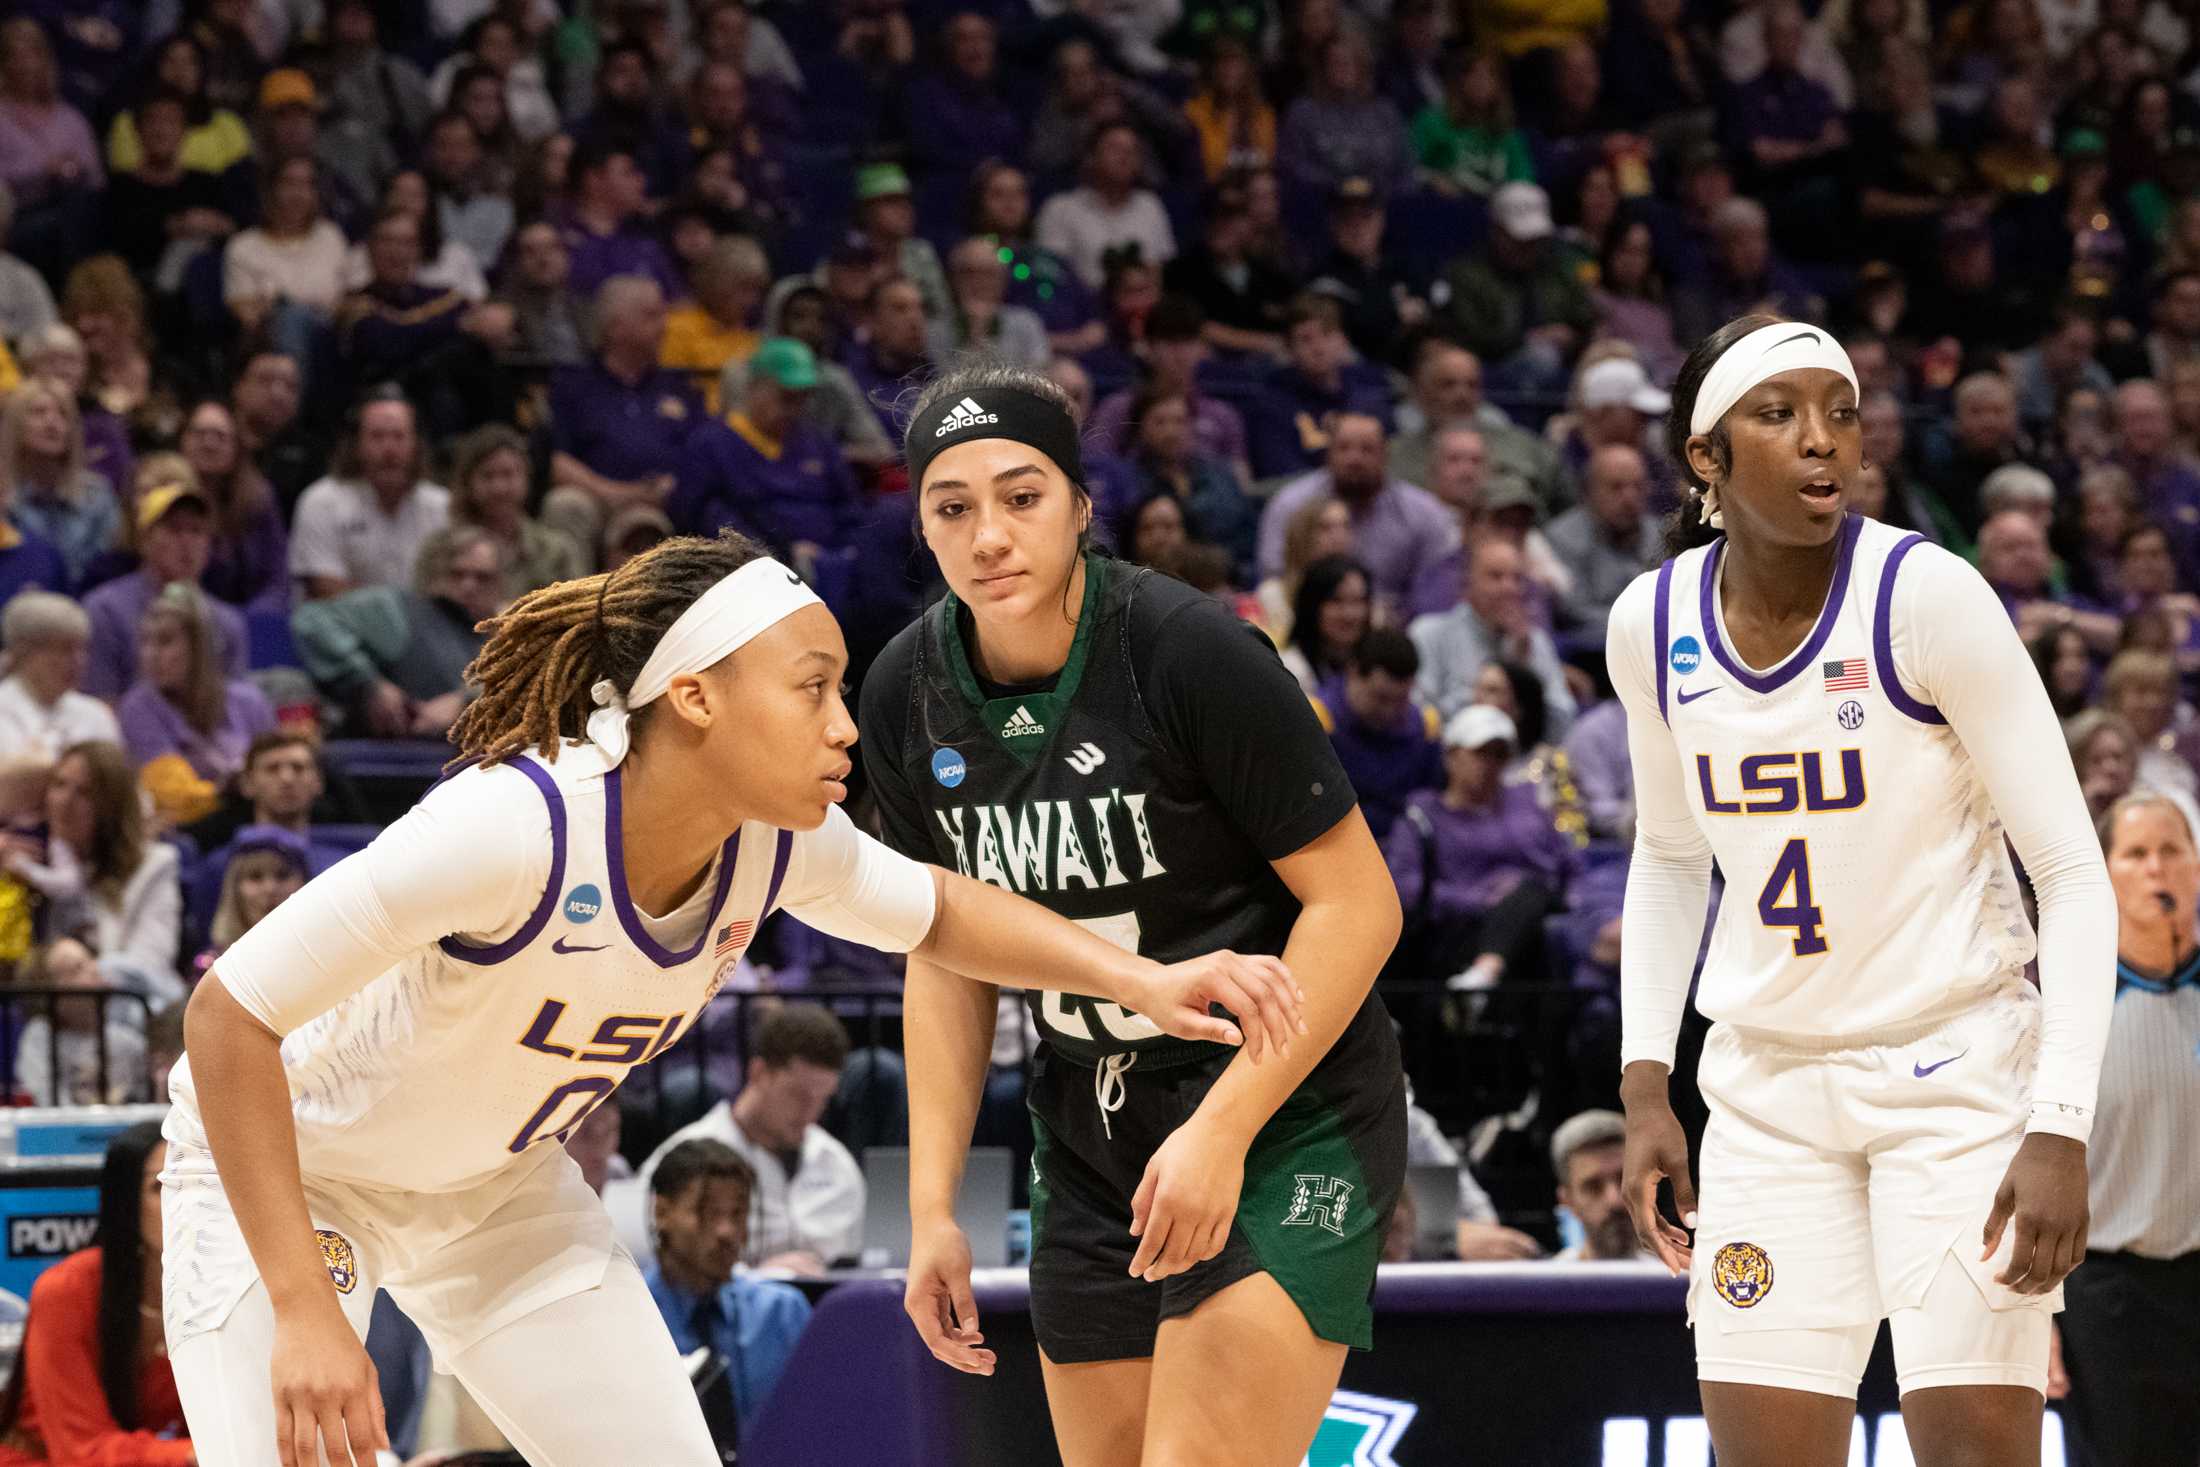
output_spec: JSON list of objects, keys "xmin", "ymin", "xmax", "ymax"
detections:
[{"xmin": 1025, "ymin": 1001, "xmax": 1407, "ymax": 1364}]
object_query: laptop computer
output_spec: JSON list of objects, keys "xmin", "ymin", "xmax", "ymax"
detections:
[{"xmin": 860, "ymin": 1146, "xmax": 1012, "ymax": 1268}]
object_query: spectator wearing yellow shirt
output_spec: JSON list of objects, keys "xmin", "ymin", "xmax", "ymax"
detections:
[
  {"xmin": 660, "ymin": 235, "xmax": 767, "ymax": 410},
  {"xmin": 103, "ymin": 35, "xmax": 253, "ymax": 176}
]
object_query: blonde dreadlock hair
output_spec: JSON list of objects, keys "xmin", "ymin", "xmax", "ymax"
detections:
[{"xmin": 450, "ymin": 529, "xmax": 771, "ymax": 767}]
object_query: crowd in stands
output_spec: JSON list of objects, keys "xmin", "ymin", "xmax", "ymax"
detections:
[{"xmin": 7, "ymin": 0, "xmax": 2200, "ymax": 1453}]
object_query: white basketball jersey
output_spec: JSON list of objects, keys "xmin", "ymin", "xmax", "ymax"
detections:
[
  {"xmin": 168, "ymin": 745, "xmax": 791, "ymax": 1193},
  {"xmin": 1646, "ymin": 513, "xmax": 2035, "ymax": 1039}
]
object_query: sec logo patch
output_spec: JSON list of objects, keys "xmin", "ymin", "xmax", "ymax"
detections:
[
  {"xmin": 316, "ymin": 1229, "xmax": 359, "ymax": 1295},
  {"xmin": 1712, "ymin": 1241, "xmax": 1774, "ymax": 1308}
]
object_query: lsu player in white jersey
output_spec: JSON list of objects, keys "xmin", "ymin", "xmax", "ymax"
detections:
[
  {"xmin": 164, "ymin": 530, "xmax": 1310, "ymax": 1467},
  {"xmin": 1605, "ymin": 317, "xmax": 2116, "ymax": 1466}
]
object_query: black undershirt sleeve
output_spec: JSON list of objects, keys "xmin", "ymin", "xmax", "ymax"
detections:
[
  {"xmin": 857, "ymin": 629, "xmax": 937, "ymax": 861},
  {"xmin": 1137, "ymin": 593, "xmax": 1360, "ymax": 862}
]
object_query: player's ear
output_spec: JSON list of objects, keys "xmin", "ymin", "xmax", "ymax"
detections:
[
  {"xmin": 659, "ymin": 670, "xmax": 713, "ymax": 733},
  {"xmin": 1684, "ymin": 432, "xmax": 1725, "ymax": 491}
]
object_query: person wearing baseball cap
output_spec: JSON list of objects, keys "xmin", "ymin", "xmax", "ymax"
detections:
[
  {"xmin": 1556, "ymin": 355, "xmax": 1679, "ymax": 500},
  {"xmin": 854, "ymin": 163, "xmax": 950, "ymax": 320},
  {"xmin": 1305, "ymin": 176, "xmax": 1426, "ymax": 363},
  {"xmin": 667, "ymin": 337, "xmax": 860, "ymax": 581},
  {"xmin": 1382, "ymin": 700, "xmax": 1579, "ymax": 997},
  {"xmin": 81, "ymin": 470, "xmax": 250, "ymax": 700},
  {"xmin": 1434, "ymin": 180, "xmax": 1596, "ymax": 389}
]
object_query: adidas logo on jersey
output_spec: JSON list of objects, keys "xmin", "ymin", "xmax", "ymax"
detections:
[
  {"xmin": 1002, "ymin": 704, "xmax": 1045, "ymax": 737},
  {"xmin": 935, "ymin": 397, "xmax": 1000, "ymax": 437}
]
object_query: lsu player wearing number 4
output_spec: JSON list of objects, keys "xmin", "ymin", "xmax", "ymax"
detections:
[
  {"xmin": 159, "ymin": 533, "xmax": 1308, "ymax": 1467},
  {"xmin": 1606, "ymin": 317, "xmax": 2115, "ymax": 1467}
]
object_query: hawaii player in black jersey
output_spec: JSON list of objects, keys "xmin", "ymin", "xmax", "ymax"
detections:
[{"xmin": 863, "ymin": 364, "xmax": 1409, "ymax": 1467}]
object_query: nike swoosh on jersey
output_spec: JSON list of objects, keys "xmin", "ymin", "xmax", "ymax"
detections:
[
  {"xmin": 1676, "ymin": 685, "xmax": 1721, "ymax": 705},
  {"xmin": 1912, "ymin": 1049, "xmax": 1968, "ymax": 1078},
  {"xmin": 551, "ymin": 936, "xmax": 609, "ymax": 955}
]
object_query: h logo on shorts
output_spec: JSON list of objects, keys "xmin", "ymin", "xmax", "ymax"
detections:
[{"xmin": 1282, "ymin": 1174, "xmax": 1353, "ymax": 1237}]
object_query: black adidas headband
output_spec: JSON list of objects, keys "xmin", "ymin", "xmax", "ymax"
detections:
[{"xmin": 906, "ymin": 387, "xmax": 1087, "ymax": 494}]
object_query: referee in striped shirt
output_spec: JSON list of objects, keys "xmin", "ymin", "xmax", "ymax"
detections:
[{"xmin": 2054, "ymin": 791, "xmax": 2200, "ymax": 1467}]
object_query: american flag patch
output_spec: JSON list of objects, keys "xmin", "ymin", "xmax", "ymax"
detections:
[
  {"xmin": 1822, "ymin": 658, "xmax": 1869, "ymax": 692},
  {"xmin": 713, "ymin": 920, "xmax": 753, "ymax": 959}
]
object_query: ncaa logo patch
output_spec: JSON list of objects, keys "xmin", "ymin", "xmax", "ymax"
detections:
[
  {"xmin": 1836, "ymin": 699, "xmax": 1866, "ymax": 730},
  {"xmin": 1712, "ymin": 1241, "xmax": 1774, "ymax": 1308},
  {"xmin": 563, "ymin": 884, "xmax": 603, "ymax": 923},
  {"xmin": 316, "ymin": 1229, "xmax": 359, "ymax": 1295},
  {"xmin": 931, "ymin": 747, "xmax": 966, "ymax": 788},
  {"xmin": 1669, "ymin": 636, "xmax": 1703, "ymax": 676}
]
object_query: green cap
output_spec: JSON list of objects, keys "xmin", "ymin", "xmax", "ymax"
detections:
[
  {"xmin": 855, "ymin": 163, "xmax": 912, "ymax": 203},
  {"xmin": 2062, "ymin": 128, "xmax": 2108, "ymax": 160},
  {"xmin": 750, "ymin": 336, "xmax": 819, "ymax": 390}
]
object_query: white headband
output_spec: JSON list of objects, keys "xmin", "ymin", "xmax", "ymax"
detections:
[
  {"xmin": 1687, "ymin": 323, "xmax": 1859, "ymax": 528},
  {"xmin": 585, "ymin": 556, "xmax": 822, "ymax": 765}
]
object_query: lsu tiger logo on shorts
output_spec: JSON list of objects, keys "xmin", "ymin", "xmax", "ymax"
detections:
[
  {"xmin": 1712, "ymin": 1241, "xmax": 1774, "ymax": 1308},
  {"xmin": 316, "ymin": 1229, "xmax": 358, "ymax": 1295}
]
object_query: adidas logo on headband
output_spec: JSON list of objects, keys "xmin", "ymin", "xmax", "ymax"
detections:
[{"xmin": 935, "ymin": 397, "xmax": 1000, "ymax": 437}]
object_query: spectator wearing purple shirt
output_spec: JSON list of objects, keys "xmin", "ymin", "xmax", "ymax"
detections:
[
  {"xmin": 178, "ymin": 400, "xmax": 288, "ymax": 617},
  {"xmin": 1308, "ymin": 627, "xmax": 1445, "ymax": 842},
  {"xmin": 903, "ymin": 14, "xmax": 1023, "ymax": 187},
  {"xmin": 560, "ymin": 139, "xmax": 683, "ymax": 301},
  {"xmin": 843, "ymin": 277, "xmax": 934, "ymax": 440},
  {"xmin": 83, "ymin": 482, "xmax": 248, "ymax": 700},
  {"xmin": 1723, "ymin": 1, "xmax": 1849, "ymax": 192},
  {"xmin": 966, "ymin": 163, "xmax": 1101, "ymax": 355},
  {"xmin": 0, "ymin": 19, "xmax": 103, "ymax": 282},
  {"xmin": 1243, "ymin": 295, "xmax": 1397, "ymax": 479},
  {"xmin": 544, "ymin": 277, "xmax": 704, "ymax": 566},
  {"xmin": 2114, "ymin": 378, "xmax": 2200, "ymax": 588},
  {"xmin": 1259, "ymin": 413, "xmax": 1459, "ymax": 621},
  {"xmin": 116, "ymin": 583, "xmax": 274, "ymax": 788},
  {"xmin": 671, "ymin": 338, "xmax": 862, "ymax": 577},
  {"xmin": 1087, "ymin": 297, "xmax": 1249, "ymax": 476},
  {"xmin": 1277, "ymin": 31, "xmax": 1417, "ymax": 202},
  {"xmin": 1563, "ymin": 693, "xmax": 1633, "ymax": 840},
  {"xmin": 575, "ymin": 41, "xmax": 689, "ymax": 202},
  {"xmin": 1382, "ymin": 704, "xmax": 1579, "ymax": 990}
]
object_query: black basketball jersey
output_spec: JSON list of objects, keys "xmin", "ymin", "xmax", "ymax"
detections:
[{"xmin": 860, "ymin": 555, "xmax": 1361, "ymax": 1066}]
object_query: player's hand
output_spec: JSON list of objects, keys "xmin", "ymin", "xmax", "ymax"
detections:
[
  {"xmin": 1125, "ymin": 952, "xmax": 1306, "ymax": 1062},
  {"xmin": 1619, "ymin": 1065, "xmax": 1696, "ymax": 1277},
  {"xmin": 1983, "ymin": 1132, "xmax": 2088, "ymax": 1295},
  {"xmin": 269, "ymin": 1293, "xmax": 386, "ymax": 1467},
  {"xmin": 904, "ymin": 1217, "xmax": 995, "ymax": 1376},
  {"xmin": 1128, "ymin": 1118, "xmax": 1243, "ymax": 1283}
]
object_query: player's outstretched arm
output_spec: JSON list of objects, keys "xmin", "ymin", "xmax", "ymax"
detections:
[
  {"xmin": 776, "ymin": 807, "xmax": 1306, "ymax": 1061},
  {"xmin": 901, "ymin": 954, "xmax": 999, "ymax": 1377},
  {"xmin": 915, "ymin": 867, "xmax": 1308, "ymax": 1062},
  {"xmin": 185, "ymin": 978, "xmax": 389, "ymax": 1467}
]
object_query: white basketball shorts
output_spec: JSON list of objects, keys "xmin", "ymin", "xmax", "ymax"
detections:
[
  {"xmin": 161, "ymin": 1138, "xmax": 619, "ymax": 1360},
  {"xmin": 1687, "ymin": 979, "xmax": 2057, "ymax": 1399}
]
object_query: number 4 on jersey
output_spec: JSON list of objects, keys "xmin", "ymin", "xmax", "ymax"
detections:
[{"xmin": 1757, "ymin": 838, "xmax": 1829, "ymax": 956}]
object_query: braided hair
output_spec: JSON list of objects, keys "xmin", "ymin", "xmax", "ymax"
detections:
[{"xmin": 450, "ymin": 530, "xmax": 769, "ymax": 768}]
